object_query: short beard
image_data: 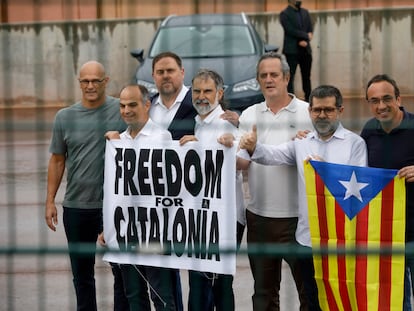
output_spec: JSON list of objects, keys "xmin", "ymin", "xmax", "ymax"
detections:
[
  {"xmin": 314, "ymin": 119, "xmax": 339, "ymax": 138},
  {"xmin": 193, "ymin": 98, "xmax": 218, "ymax": 116}
]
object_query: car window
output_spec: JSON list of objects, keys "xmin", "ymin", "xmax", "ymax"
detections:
[{"xmin": 149, "ymin": 25, "xmax": 256, "ymax": 58}]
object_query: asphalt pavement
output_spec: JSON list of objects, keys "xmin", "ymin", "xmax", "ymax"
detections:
[
  {"xmin": 0, "ymin": 117, "xmax": 300, "ymax": 310},
  {"xmin": 4, "ymin": 98, "xmax": 413, "ymax": 310}
]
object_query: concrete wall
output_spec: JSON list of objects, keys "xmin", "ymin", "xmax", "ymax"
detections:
[{"xmin": 0, "ymin": 7, "xmax": 413, "ymax": 107}]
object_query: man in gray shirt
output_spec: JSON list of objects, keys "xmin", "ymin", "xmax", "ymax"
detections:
[{"xmin": 45, "ymin": 61, "xmax": 125, "ymax": 311}]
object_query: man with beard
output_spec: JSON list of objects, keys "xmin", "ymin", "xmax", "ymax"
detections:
[
  {"xmin": 179, "ymin": 68, "xmax": 238, "ymax": 311},
  {"xmin": 238, "ymin": 84, "xmax": 367, "ymax": 310}
]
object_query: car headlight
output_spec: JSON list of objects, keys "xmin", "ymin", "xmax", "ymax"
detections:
[
  {"xmin": 232, "ymin": 78, "xmax": 260, "ymax": 93},
  {"xmin": 137, "ymin": 80, "xmax": 158, "ymax": 96}
]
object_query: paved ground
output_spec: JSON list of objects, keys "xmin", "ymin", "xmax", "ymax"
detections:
[
  {"xmin": 2, "ymin": 99, "xmax": 414, "ymax": 310},
  {"xmin": 0, "ymin": 114, "xmax": 299, "ymax": 310}
]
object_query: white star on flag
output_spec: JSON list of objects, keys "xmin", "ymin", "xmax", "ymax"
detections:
[{"xmin": 339, "ymin": 171, "xmax": 369, "ymax": 202}]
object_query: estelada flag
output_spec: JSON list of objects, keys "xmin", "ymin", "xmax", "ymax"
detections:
[{"xmin": 304, "ymin": 160, "xmax": 406, "ymax": 311}]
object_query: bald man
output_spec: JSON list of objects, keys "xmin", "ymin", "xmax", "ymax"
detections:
[{"xmin": 45, "ymin": 61, "xmax": 126, "ymax": 310}]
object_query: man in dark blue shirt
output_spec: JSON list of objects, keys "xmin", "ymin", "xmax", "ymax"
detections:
[{"xmin": 361, "ymin": 74, "xmax": 414, "ymax": 311}]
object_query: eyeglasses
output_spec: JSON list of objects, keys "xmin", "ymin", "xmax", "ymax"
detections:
[
  {"xmin": 79, "ymin": 78, "xmax": 106, "ymax": 87},
  {"xmin": 310, "ymin": 107, "xmax": 339, "ymax": 116},
  {"xmin": 367, "ymin": 95, "xmax": 395, "ymax": 105}
]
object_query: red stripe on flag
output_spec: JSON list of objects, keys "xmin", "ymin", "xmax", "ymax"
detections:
[
  {"xmin": 315, "ymin": 173, "xmax": 339, "ymax": 311},
  {"xmin": 378, "ymin": 180, "xmax": 394, "ymax": 310},
  {"xmin": 335, "ymin": 202, "xmax": 352, "ymax": 310},
  {"xmin": 355, "ymin": 202, "xmax": 369, "ymax": 311}
]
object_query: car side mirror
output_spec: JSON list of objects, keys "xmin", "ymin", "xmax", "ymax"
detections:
[{"xmin": 130, "ymin": 49, "xmax": 144, "ymax": 63}]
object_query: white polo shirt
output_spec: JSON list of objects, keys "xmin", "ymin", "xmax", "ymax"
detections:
[{"xmin": 238, "ymin": 95, "xmax": 312, "ymax": 218}]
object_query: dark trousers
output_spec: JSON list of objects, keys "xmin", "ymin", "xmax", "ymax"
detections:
[
  {"xmin": 188, "ymin": 271, "xmax": 235, "ymax": 311},
  {"xmin": 286, "ymin": 49, "xmax": 312, "ymax": 102},
  {"xmin": 63, "ymin": 207, "xmax": 102, "ymax": 311},
  {"xmin": 111, "ymin": 263, "xmax": 130, "ymax": 311},
  {"xmin": 120, "ymin": 264, "xmax": 182, "ymax": 311},
  {"xmin": 246, "ymin": 210, "xmax": 308, "ymax": 311},
  {"xmin": 237, "ymin": 221, "xmax": 245, "ymax": 250}
]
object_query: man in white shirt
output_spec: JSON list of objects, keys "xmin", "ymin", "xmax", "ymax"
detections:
[
  {"xmin": 149, "ymin": 51, "xmax": 198, "ymax": 310},
  {"xmin": 179, "ymin": 68, "xmax": 238, "ymax": 311},
  {"xmin": 239, "ymin": 84, "xmax": 367, "ymax": 311},
  {"xmin": 103, "ymin": 84, "xmax": 178, "ymax": 311}
]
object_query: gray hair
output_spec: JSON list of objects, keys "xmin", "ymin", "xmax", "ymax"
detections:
[
  {"xmin": 256, "ymin": 52, "xmax": 290, "ymax": 78},
  {"xmin": 192, "ymin": 68, "xmax": 224, "ymax": 91}
]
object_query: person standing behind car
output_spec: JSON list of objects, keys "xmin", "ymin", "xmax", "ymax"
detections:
[
  {"xmin": 280, "ymin": 0, "xmax": 313, "ymax": 102},
  {"xmin": 45, "ymin": 60, "xmax": 126, "ymax": 311},
  {"xmin": 361, "ymin": 74, "xmax": 414, "ymax": 311},
  {"xmin": 149, "ymin": 51, "xmax": 198, "ymax": 311},
  {"xmin": 237, "ymin": 52, "xmax": 312, "ymax": 311}
]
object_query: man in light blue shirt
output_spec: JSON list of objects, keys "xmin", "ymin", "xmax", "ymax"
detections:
[{"xmin": 238, "ymin": 85, "xmax": 367, "ymax": 311}]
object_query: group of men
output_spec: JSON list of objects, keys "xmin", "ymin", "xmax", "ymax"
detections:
[
  {"xmin": 44, "ymin": 4, "xmax": 414, "ymax": 311},
  {"xmin": 45, "ymin": 51, "xmax": 241, "ymax": 311}
]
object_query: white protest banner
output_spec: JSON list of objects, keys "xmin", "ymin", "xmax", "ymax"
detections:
[{"xmin": 102, "ymin": 139, "xmax": 237, "ymax": 275}]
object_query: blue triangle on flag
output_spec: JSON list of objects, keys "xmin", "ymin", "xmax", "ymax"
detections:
[{"xmin": 309, "ymin": 161, "xmax": 398, "ymax": 220}]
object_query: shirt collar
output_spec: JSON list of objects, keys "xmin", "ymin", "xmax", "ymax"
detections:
[
  {"xmin": 262, "ymin": 94, "xmax": 302, "ymax": 113},
  {"xmin": 154, "ymin": 85, "xmax": 189, "ymax": 109},
  {"xmin": 124, "ymin": 119, "xmax": 155, "ymax": 139},
  {"xmin": 308, "ymin": 122, "xmax": 346, "ymax": 141}
]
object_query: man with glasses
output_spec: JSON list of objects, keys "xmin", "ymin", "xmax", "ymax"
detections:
[
  {"xmin": 238, "ymin": 84, "xmax": 367, "ymax": 310},
  {"xmin": 45, "ymin": 61, "xmax": 126, "ymax": 311},
  {"xmin": 361, "ymin": 74, "xmax": 414, "ymax": 311}
]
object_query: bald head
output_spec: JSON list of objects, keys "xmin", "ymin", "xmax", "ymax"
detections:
[
  {"xmin": 78, "ymin": 61, "xmax": 108, "ymax": 107},
  {"xmin": 79, "ymin": 61, "xmax": 106, "ymax": 78}
]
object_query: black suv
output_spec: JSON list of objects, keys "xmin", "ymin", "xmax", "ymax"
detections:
[{"xmin": 130, "ymin": 13, "xmax": 278, "ymax": 112}]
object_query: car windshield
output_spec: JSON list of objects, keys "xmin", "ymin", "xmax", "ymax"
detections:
[{"xmin": 149, "ymin": 25, "xmax": 256, "ymax": 58}]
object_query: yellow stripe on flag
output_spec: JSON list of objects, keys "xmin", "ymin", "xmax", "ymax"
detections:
[{"xmin": 304, "ymin": 162, "xmax": 406, "ymax": 311}]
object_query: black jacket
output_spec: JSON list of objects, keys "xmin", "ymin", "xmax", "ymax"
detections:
[{"xmin": 280, "ymin": 5, "xmax": 313, "ymax": 55}]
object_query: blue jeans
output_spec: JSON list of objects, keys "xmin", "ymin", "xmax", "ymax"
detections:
[
  {"xmin": 63, "ymin": 207, "xmax": 102, "ymax": 311},
  {"xmin": 188, "ymin": 271, "xmax": 234, "ymax": 311}
]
